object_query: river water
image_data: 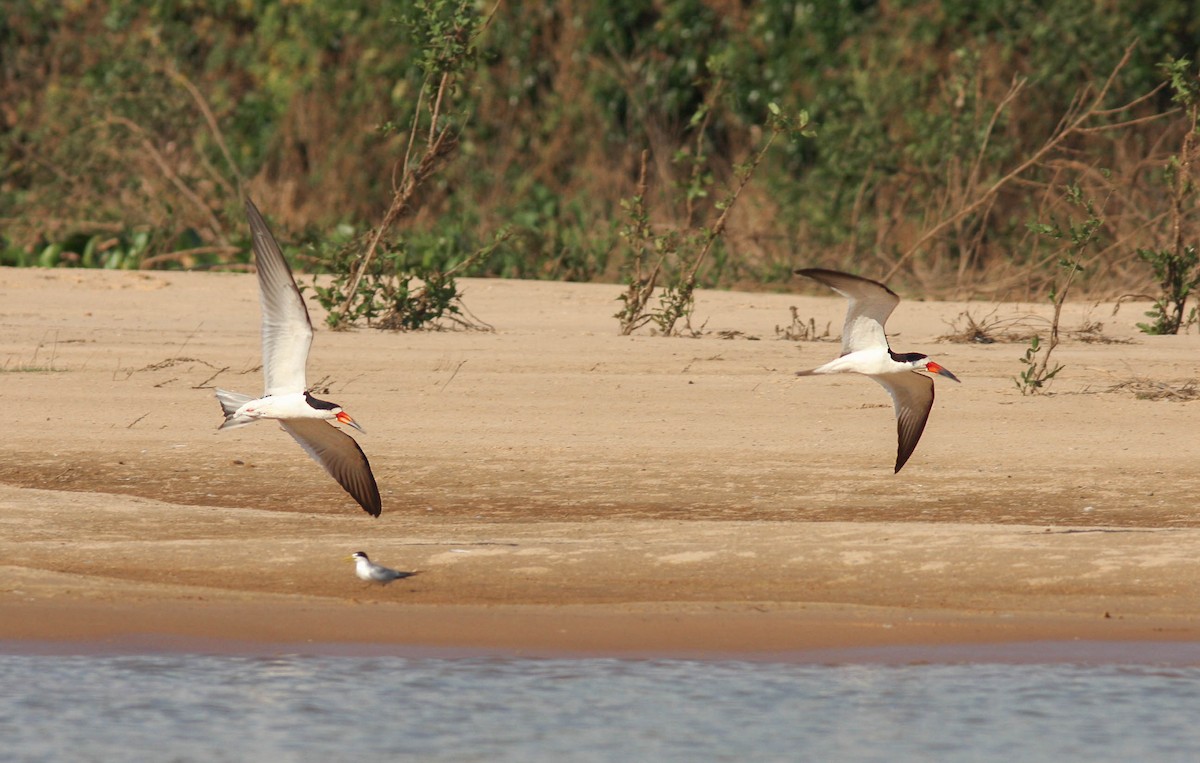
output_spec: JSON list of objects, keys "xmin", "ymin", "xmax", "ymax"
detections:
[{"xmin": 2, "ymin": 642, "xmax": 1198, "ymax": 761}]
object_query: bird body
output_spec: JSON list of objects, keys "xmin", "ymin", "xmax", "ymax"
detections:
[
  {"xmin": 350, "ymin": 551, "xmax": 413, "ymax": 585},
  {"xmin": 799, "ymin": 348, "xmax": 922, "ymax": 377},
  {"xmin": 795, "ymin": 268, "xmax": 960, "ymax": 472},
  {"xmin": 217, "ymin": 390, "xmax": 353, "ymax": 428},
  {"xmin": 215, "ymin": 199, "xmax": 382, "ymax": 516}
]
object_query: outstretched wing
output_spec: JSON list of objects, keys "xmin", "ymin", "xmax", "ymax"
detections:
[
  {"xmin": 245, "ymin": 198, "xmax": 312, "ymax": 396},
  {"xmin": 796, "ymin": 269, "xmax": 900, "ymax": 355},
  {"xmin": 280, "ymin": 419, "xmax": 382, "ymax": 517},
  {"xmin": 871, "ymin": 371, "xmax": 935, "ymax": 473}
]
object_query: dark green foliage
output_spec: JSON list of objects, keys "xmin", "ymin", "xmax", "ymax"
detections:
[
  {"xmin": 376, "ymin": 268, "xmax": 474, "ymax": 332},
  {"xmin": 2, "ymin": 0, "xmax": 1199, "ymax": 303}
]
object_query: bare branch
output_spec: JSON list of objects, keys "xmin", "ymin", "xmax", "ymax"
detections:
[
  {"xmin": 884, "ymin": 43, "xmax": 1138, "ymax": 282},
  {"xmin": 161, "ymin": 63, "xmax": 245, "ymax": 192},
  {"xmin": 103, "ymin": 114, "xmax": 229, "ymax": 245}
]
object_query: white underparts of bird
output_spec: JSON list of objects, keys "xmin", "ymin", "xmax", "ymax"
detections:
[
  {"xmin": 794, "ymin": 268, "xmax": 960, "ymax": 473},
  {"xmin": 350, "ymin": 551, "xmax": 416, "ymax": 585},
  {"xmin": 215, "ymin": 198, "xmax": 382, "ymax": 517}
]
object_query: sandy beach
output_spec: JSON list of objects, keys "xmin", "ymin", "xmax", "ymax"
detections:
[{"xmin": 2, "ymin": 267, "xmax": 1198, "ymax": 657}]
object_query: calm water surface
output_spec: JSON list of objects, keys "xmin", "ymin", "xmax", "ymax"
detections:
[{"xmin": 1, "ymin": 645, "xmax": 1198, "ymax": 761}]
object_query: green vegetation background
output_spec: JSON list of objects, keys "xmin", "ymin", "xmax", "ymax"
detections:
[{"xmin": 2, "ymin": 0, "xmax": 1198, "ymax": 299}]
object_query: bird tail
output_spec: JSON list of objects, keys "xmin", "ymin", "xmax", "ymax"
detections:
[{"xmin": 214, "ymin": 388, "xmax": 256, "ymax": 430}]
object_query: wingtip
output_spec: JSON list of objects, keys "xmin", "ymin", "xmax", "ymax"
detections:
[
  {"xmin": 794, "ymin": 267, "xmax": 898, "ymax": 299},
  {"xmin": 793, "ymin": 267, "xmax": 832, "ymax": 277},
  {"xmin": 243, "ymin": 196, "xmax": 268, "ymax": 239}
]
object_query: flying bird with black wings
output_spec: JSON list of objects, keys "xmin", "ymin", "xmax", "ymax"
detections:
[
  {"xmin": 215, "ymin": 199, "xmax": 382, "ymax": 516},
  {"xmin": 794, "ymin": 268, "xmax": 960, "ymax": 473}
]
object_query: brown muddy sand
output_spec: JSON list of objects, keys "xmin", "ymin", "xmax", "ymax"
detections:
[{"xmin": 2, "ymin": 269, "xmax": 1198, "ymax": 658}]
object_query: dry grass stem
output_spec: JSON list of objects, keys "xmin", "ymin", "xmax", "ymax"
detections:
[
  {"xmin": 1108, "ymin": 379, "xmax": 1200, "ymax": 401},
  {"xmin": 884, "ymin": 43, "xmax": 1138, "ymax": 284},
  {"xmin": 775, "ymin": 307, "xmax": 833, "ymax": 342}
]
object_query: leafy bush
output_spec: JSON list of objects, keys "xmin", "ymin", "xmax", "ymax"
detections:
[{"xmin": 2, "ymin": 0, "xmax": 1199, "ymax": 302}]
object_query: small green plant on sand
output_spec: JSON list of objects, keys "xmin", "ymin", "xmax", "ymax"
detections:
[
  {"xmin": 1018, "ymin": 184, "xmax": 1106, "ymax": 394},
  {"xmin": 1133, "ymin": 57, "xmax": 1200, "ymax": 335},
  {"xmin": 1015, "ymin": 334, "xmax": 1060, "ymax": 393},
  {"xmin": 1137, "ymin": 244, "xmax": 1200, "ymax": 334},
  {"xmin": 308, "ymin": 227, "xmax": 509, "ymax": 331}
]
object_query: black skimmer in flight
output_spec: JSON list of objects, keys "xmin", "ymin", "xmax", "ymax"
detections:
[
  {"xmin": 350, "ymin": 551, "xmax": 416, "ymax": 585},
  {"xmin": 794, "ymin": 268, "xmax": 960, "ymax": 473},
  {"xmin": 215, "ymin": 199, "xmax": 382, "ymax": 516}
]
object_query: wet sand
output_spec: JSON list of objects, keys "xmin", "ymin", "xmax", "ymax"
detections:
[{"xmin": 2, "ymin": 268, "xmax": 1198, "ymax": 657}]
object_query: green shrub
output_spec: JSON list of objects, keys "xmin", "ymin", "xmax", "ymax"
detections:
[{"xmin": 2, "ymin": 0, "xmax": 1198, "ymax": 302}]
